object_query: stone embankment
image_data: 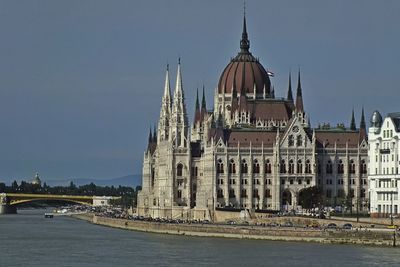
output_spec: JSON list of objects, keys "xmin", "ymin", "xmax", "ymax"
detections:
[{"xmin": 72, "ymin": 213, "xmax": 398, "ymax": 247}]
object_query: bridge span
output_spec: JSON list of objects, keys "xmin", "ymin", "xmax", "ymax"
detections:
[{"xmin": 0, "ymin": 193, "xmax": 116, "ymax": 214}]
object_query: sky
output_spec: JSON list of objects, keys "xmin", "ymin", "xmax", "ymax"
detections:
[{"xmin": 0, "ymin": 0, "xmax": 399, "ymax": 182}]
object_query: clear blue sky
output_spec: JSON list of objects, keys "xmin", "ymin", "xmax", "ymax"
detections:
[{"xmin": 0, "ymin": 0, "xmax": 399, "ymax": 182}]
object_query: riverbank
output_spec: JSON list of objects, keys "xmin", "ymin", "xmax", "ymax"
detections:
[{"xmin": 72, "ymin": 213, "xmax": 398, "ymax": 247}]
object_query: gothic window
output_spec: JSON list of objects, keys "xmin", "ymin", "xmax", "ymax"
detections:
[
  {"xmin": 241, "ymin": 159, "xmax": 248, "ymax": 174},
  {"xmin": 296, "ymin": 135, "xmax": 303, "ymax": 147},
  {"xmin": 305, "ymin": 159, "xmax": 311, "ymax": 174},
  {"xmin": 350, "ymin": 189, "xmax": 355, "ymax": 198},
  {"xmin": 151, "ymin": 168, "xmax": 155, "ymax": 187},
  {"xmin": 288, "ymin": 135, "xmax": 294, "ymax": 147},
  {"xmin": 326, "ymin": 189, "xmax": 332, "ymax": 198},
  {"xmin": 229, "ymin": 159, "xmax": 236, "ymax": 174},
  {"xmin": 265, "ymin": 159, "xmax": 272, "ymax": 174},
  {"xmin": 361, "ymin": 160, "xmax": 367, "ymax": 174},
  {"xmin": 191, "ymin": 166, "xmax": 198, "ymax": 177},
  {"xmin": 265, "ymin": 189, "xmax": 272, "ymax": 198},
  {"xmin": 253, "ymin": 189, "xmax": 259, "ymax": 199},
  {"xmin": 229, "ymin": 189, "xmax": 235, "ymax": 198},
  {"xmin": 177, "ymin": 163, "xmax": 183, "ymax": 177},
  {"xmin": 338, "ymin": 160, "xmax": 344, "ymax": 174},
  {"xmin": 217, "ymin": 159, "xmax": 224, "ymax": 174},
  {"xmin": 289, "ymin": 159, "xmax": 294, "ymax": 174},
  {"xmin": 241, "ymin": 189, "xmax": 247, "ymax": 198},
  {"xmin": 361, "ymin": 188, "xmax": 366, "ymax": 198},
  {"xmin": 297, "ymin": 159, "xmax": 303, "ymax": 174},
  {"xmin": 253, "ymin": 159, "xmax": 260, "ymax": 174},
  {"xmin": 217, "ymin": 189, "xmax": 224, "ymax": 198},
  {"xmin": 326, "ymin": 160, "xmax": 333, "ymax": 174},
  {"xmin": 177, "ymin": 190, "xmax": 182, "ymax": 199},
  {"xmin": 349, "ymin": 159, "xmax": 356, "ymax": 174},
  {"xmin": 280, "ymin": 160, "xmax": 286, "ymax": 173}
]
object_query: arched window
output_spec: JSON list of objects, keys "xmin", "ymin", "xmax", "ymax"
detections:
[
  {"xmin": 338, "ymin": 160, "xmax": 344, "ymax": 174},
  {"xmin": 265, "ymin": 159, "xmax": 271, "ymax": 174},
  {"xmin": 217, "ymin": 159, "xmax": 224, "ymax": 174},
  {"xmin": 360, "ymin": 188, "xmax": 366, "ymax": 198},
  {"xmin": 305, "ymin": 159, "xmax": 311, "ymax": 174},
  {"xmin": 361, "ymin": 160, "xmax": 367, "ymax": 174},
  {"xmin": 296, "ymin": 135, "xmax": 303, "ymax": 146},
  {"xmin": 229, "ymin": 159, "xmax": 236, "ymax": 174},
  {"xmin": 280, "ymin": 160, "xmax": 286, "ymax": 173},
  {"xmin": 326, "ymin": 160, "xmax": 333, "ymax": 174},
  {"xmin": 177, "ymin": 163, "xmax": 183, "ymax": 177},
  {"xmin": 241, "ymin": 159, "xmax": 248, "ymax": 174},
  {"xmin": 241, "ymin": 189, "xmax": 247, "ymax": 198},
  {"xmin": 349, "ymin": 159, "xmax": 356, "ymax": 174},
  {"xmin": 288, "ymin": 135, "xmax": 294, "ymax": 147},
  {"xmin": 253, "ymin": 159, "xmax": 260, "ymax": 174},
  {"xmin": 151, "ymin": 168, "xmax": 155, "ymax": 187},
  {"xmin": 217, "ymin": 189, "xmax": 224, "ymax": 198},
  {"xmin": 297, "ymin": 159, "xmax": 303, "ymax": 174},
  {"xmin": 289, "ymin": 159, "xmax": 294, "ymax": 174}
]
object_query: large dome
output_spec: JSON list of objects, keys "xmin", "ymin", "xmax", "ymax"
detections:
[{"xmin": 217, "ymin": 16, "xmax": 271, "ymax": 96}]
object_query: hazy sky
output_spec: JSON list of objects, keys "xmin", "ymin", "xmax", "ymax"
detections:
[{"xmin": 1, "ymin": 0, "xmax": 399, "ymax": 182}]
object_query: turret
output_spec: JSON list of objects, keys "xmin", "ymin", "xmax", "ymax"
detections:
[{"xmin": 369, "ymin": 110, "xmax": 382, "ymax": 134}]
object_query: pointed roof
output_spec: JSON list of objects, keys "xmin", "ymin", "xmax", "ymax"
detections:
[
  {"xmin": 295, "ymin": 69, "xmax": 304, "ymax": 112},
  {"xmin": 359, "ymin": 107, "xmax": 367, "ymax": 142},
  {"xmin": 350, "ymin": 109, "xmax": 356, "ymax": 130},
  {"xmin": 153, "ymin": 125, "xmax": 157, "ymax": 142},
  {"xmin": 148, "ymin": 127, "xmax": 153, "ymax": 143},
  {"xmin": 287, "ymin": 72, "xmax": 293, "ymax": 102}
]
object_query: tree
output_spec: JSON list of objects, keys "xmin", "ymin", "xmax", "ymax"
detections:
[{"xmin": 298, "ymin": 186, "xmax": 324, "ymax": 209}]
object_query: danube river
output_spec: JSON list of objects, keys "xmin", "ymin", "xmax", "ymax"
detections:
[{"xmin": 1, "ymin": 209, "xmax": 400, "ymax": 266}]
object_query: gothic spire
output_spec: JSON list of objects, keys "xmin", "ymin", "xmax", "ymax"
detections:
[
  {"xmin": 295, "ymin": 69, "xmax": 304, "ymax": 112},
  {"xmin": 360, "ymin": 106, "xmax": 366, "ymax": 129},
  {"xmin": 153, "ymin": 125, "xmax": 157, "ymax": 142},
  {"xmin": 195, "ymin": 88, "xmax": 200, "ymax": 111},
  {"xmin": 350, "ymin": 109, "xmax": 356, "ymax": 130},
  {"xmin": 148, "ymin": 127, "xmax": 153, "ymax": 144},
  {"xmin": 194, "ymin": 88, "xmax": 201, "ymax": 124},
  {"xmin": 240, "ymin": 6, "xmax": 250, "ymax": 53},
  {"xmin": 287, "ymin": 72, "xmax": 293, "ymax": 102},
  {"xmin": 163, "ymin": 64, "xmax": 171, "ymax": 102},
  {"xmin": 175, "ymin": 58, "xmax": 183, "ymax": 97},
  {"xmin": 201, "ymin": 85, "xmax": 207, "ymax": 110}
]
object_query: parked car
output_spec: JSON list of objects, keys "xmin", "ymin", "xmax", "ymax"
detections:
[
  {"xmin": 343, "ymin": 223, "xmax": 353, "ymax": 230},
  {"xmin": 327, "ymin": 223, "xmax": 337, "ymax": 229}
]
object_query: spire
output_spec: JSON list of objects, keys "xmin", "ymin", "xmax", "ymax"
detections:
[
  {"xmin": 163, "ymin": 64, "xmax": 171, "ymax": 102},
  {"xmin": 175, "ymin": 58, "xmax": 183, "ymax": 96},
  {"xmin": 360, "ymin": 106, "xmax": 366, "ymax": 129},
  {"xmin": 350, "ymin": 109, "xmax": 356, "ymax": 130},
  {"xmin": 295, "ymin": 69, "xmax": 304, "ymax": 112},
  {"xmin": 240, "ymin": 4, "xmax": 250, "ymax": 53},
  {"xmin": 194, "ymin": 88, "xmax": 201, "ymax": 124},
  {"xmin": 287, "ymin": 72, "xmax": 293, "ymax": 102},
  {"xmin": 153, "ymin": 125, "xmax": 157, "ymax": 142},
  {"xmin": 195, "ymin": 88, "xmax": 200, "ymax": 111},
  {"xmin": 148, "ymin": 127, "xmax": 153, "ymax": 144},
  {"xmin": 201, "ymin": 85, "xmax": 206, "ymax": 110}
]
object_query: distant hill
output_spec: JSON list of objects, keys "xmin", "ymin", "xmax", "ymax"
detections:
[{"xmin": 44, "ymin": 174, "xmax": 142, "ymax": 188}]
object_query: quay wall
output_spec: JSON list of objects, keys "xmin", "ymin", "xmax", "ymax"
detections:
[{"xmin": 72, "ymin": 214, "xmax": 397, "ymax": 247}]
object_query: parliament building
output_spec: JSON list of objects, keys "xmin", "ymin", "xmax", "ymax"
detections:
[{"xmin": 137, "ymin": 15, "xmax": 369, "ymax": 220}]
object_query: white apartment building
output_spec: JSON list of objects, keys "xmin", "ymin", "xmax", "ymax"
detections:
[{"xmin": 368, "ymin": 111, "xmax": 400, "ymax": 217}]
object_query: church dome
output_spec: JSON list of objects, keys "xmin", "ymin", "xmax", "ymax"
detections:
[
  {"xmin": 370, "ymin": 110, "xmax": 382, "ymax": 128},
  {"xmin": 31, "ymin": 173, "xmax": 42, "ymax": 186},
  {"xmin": 217, "ymin": 16, "xmax": 271, "ymax": 96}
]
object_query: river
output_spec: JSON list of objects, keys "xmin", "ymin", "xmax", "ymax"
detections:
[{"xmin": 1, "ymin": 209, "xmax": 400, "ymax": 266}]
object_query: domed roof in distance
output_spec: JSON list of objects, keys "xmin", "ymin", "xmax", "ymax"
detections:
[
  {"xmin": 31, "ymin": 173, "xmax": 42, "ymax": 185},
  {"xmin": 217, "ymin": 15, "xmax": 271, "ymax": 96},
  {"xmin": 370, "ymin": 110, "xmax": 382, "ymax": 127}
]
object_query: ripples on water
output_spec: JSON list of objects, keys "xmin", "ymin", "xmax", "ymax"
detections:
[{"xmin": 0, "ymin": 209, "xmax": 400, "ymax": 267}]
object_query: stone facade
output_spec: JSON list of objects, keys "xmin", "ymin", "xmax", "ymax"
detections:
[{"xmin": 137, "ymin": 15, "xmax": 368, "ymax": 220}]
